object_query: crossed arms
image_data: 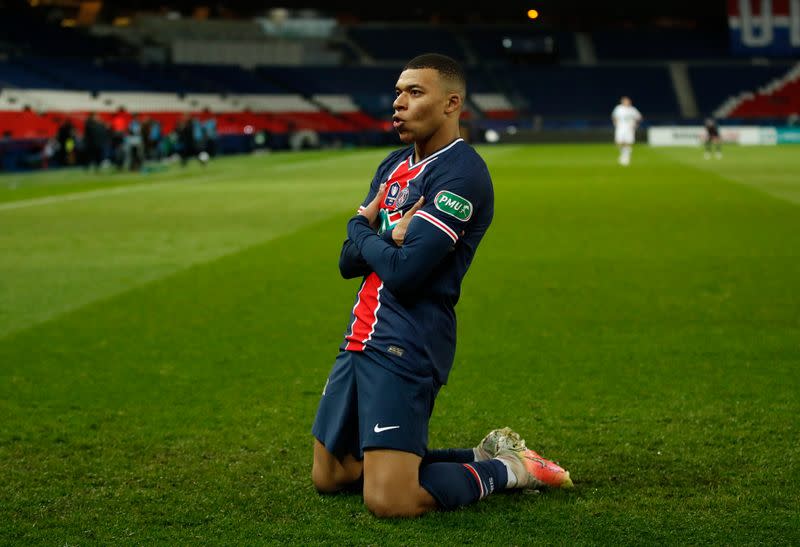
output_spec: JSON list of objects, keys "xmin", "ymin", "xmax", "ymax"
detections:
[{"xmin": 339, "ymin": 182, "xmax": 454, "ymax": 295}]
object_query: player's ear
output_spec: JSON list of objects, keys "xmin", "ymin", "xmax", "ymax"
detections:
[{"xmin": 445, "ymin": 92, "xmax": 461, "ymax": 115}]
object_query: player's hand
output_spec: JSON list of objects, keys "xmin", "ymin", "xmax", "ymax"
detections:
[
  {"xmin": 359, "ymin": 182, "xmax": 385, "ymax": 230},
  {"xmin": 392, "ymin": 196, "xmax": 425, "ymax": 246}
]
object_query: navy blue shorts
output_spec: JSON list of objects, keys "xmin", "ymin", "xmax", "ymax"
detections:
[{"xmin": 312, "ymin": 349, "xmax": 440, "ymax": 459}]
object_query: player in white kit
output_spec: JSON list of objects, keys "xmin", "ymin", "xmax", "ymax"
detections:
[{"xmin": 611, "ymin": 96, "xmax": 642, "ymax": 166}]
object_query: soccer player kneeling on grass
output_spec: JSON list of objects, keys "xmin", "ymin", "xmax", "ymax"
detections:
[{"xmin": 310, "ymin": 53, "xmax": 573, "ymax": 518}]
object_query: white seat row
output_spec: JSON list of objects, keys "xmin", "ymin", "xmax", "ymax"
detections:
[
  {"xmin": 313, "ymin": 94, "xmax": 360, "ymax": 113},
  {"xmin": 1, "ymin": 88, "xmax": 515, "ymax": 115},
  {"xmin": 470, "ymin": 93, "xmax": 515, "ymax": 112},
  {"xmin": 0, "ymin": 89, "xmax": 335, "ymax": 113}
]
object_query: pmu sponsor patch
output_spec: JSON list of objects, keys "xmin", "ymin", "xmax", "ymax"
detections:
[{"xmin": 434, "ymin": 190, "xmax": 473, "ymax": 221}]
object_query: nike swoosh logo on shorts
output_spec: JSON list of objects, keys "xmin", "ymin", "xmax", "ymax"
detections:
[{"xmin": 373, "ymin": 424, "xmax": 400, "ymax": 433}]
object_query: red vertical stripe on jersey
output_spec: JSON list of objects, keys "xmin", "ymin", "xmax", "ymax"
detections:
[{"xmin": 344, "ymin": 272, "xmax": 383, "ymax": 351}]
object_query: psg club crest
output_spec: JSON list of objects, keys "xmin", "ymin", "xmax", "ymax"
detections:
[{"xmin": 396, "ymin": 187, "xmax": 410, "ymax": 208}]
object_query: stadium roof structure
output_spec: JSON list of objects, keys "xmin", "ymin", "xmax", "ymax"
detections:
[{"xmin": 6, "ymin": 0, "xmax": 728, "ymax": 29}]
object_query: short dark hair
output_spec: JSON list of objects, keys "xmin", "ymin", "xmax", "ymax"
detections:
[{"xmin": 404, "ymin": 53, "xmax": 466, "ymax": 95}]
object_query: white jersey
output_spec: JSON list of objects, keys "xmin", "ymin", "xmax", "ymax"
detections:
[{"xmin": 612, "ymin": 104, "xmax": 642, "ymax": 144}]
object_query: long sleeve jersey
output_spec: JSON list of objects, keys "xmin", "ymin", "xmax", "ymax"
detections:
[{"xmin": 338, "ymin": 138, "xmax": 494, "ymax": 385}]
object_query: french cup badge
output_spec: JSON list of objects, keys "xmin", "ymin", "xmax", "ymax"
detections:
[{"xmin": 383, "ymin": 181, "xmax": 402, "ymax": 208}]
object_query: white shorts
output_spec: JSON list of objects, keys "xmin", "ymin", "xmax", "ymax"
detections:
[{"xmin": 615, "ymin": 128, "xmax": 635, "ymax": 145}]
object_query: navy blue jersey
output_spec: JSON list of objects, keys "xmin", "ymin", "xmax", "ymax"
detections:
[{"xmin": 338, "ymin": 138, "xmax": 494, "ymax": 384}]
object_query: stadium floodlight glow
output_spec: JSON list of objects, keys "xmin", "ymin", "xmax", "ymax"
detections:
[{"xmin": 527, "ymin": 9, "xmax": 539, "ymax": 20}]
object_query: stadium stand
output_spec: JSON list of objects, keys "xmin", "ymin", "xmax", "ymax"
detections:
[
  {"xmin": 0, "ymin": 59, "xmax": 65, "ymax": 89},
  {"xmin": 17, "ymin": 56, "xmax": 143, "ymax": 92},
  {"xmin": 716, "ymin": 63, "xmax": 800, "ymax": 119},
  {"xmin": 346, "ymin": 25, "xmax": 468, "ymax": 64},
  {"xmin": 505, "ymin": 65, "xmax": 681, "ymax": 119},
  {"xmin": 688, "ymin": 64, "xmax": 792, "ymax": 119},
  {"xmin": 591, "ymin": 29, "xmax": 730, "ymax": 60},
  {"xmin": 0, "ymin": 3, "xmax": 797, "ymax": 170},
  {"xmin": 461, "ymin": 25, "xmax": 578, "ymax": 64},
  {"xmin": 0, "ymin": 8, "xmax": 130, "ymax": 59}
]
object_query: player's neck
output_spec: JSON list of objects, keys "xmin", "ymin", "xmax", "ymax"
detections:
[{"xmin": 414, "ymin": 126, "xmax": 461, "ymax": 162}]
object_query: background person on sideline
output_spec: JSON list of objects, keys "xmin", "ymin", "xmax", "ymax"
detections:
[
  {"xmin": 82, "ymin": 111, "xmax": 106, "ymax": 171},
  {"xmin": 177, "ymin": 113, "xmax": 197, "ymax": 166},
  {"xmin": 703, "ymin": 117, "xmax": 722, "ymax": 159},
  {"xmin": 611, "ymin": 96, "xmax": 642, "ymax": 166}
]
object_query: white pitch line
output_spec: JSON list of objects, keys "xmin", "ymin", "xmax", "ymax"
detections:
[
  {"xmin": 0, "ymin": 185, "xmax": 157, "ymax": 211},
  {"xmin": 269, "ymin": 150, "xmax": 384, "ymax": 171},
  {"xmin": 0, "ymin": 173, "xmax": 228, "ymax": 211},
  {"xmin": 0, "ymin": 150, "xmax": 385, "ymax": 211}
]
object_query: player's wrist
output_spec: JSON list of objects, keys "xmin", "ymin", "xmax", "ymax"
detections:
[{"xmin": 381, "ymin": 229, "xmax": 396, "ymax": 245}]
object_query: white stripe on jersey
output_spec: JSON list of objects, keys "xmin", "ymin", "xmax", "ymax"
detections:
[{"xmin": 415, "ymin": 210, "xmax": 458, "ymax": 244}]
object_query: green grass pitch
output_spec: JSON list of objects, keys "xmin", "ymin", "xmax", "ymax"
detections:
[{"xmin": 1, "ymin": 143, "xmax": 798, "ymax": 544}]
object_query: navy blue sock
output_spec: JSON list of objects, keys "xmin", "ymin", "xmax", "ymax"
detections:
[
  {"xmin": 422, "ymin": 448, "xmax": 475, "ymax": 464},
  {"xmin": 419, "ymin": 460, "xmax": 508, "ymax": 510}
]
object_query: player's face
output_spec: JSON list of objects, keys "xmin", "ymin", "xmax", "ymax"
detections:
[{"xmin": 392, "ymin": 68, "xmax": 449, "ymax": 144}]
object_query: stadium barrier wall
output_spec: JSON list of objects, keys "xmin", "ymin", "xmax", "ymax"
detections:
[
  {"xmin": 488, "ymin": 128, "xmax": 616, "ymax": 144},
  {"xmin": 776, "ymin": 127, "xmax": 800, "ymax": 143},
  {"xmin": 647, "ymin": 126, "xmax": 800, "ymax": 146}
]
